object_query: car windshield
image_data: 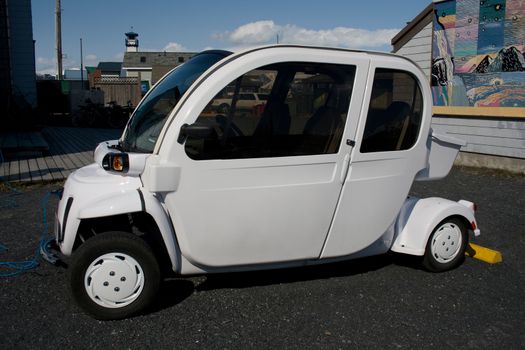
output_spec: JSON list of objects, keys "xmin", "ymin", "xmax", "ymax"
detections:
[{"xmin": 121, "ymin": 51, "xmax": 231, "ymax": 153}]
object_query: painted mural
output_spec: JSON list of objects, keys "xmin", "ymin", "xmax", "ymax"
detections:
[{"xmin": 431, "ymin": 0, "xmax": 525, "ymax": 107}]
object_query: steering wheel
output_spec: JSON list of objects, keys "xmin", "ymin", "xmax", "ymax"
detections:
[{"xmin": 215, "ymin": 115, "xmax": 244, "ymax": 137}]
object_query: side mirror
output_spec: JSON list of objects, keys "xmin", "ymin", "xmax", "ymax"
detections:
[{"xmin": 177, "ymin": 123, "xmax": 218, "ymax": 144}]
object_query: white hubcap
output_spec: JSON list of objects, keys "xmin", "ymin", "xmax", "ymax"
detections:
[
  {"xmin": 430, "ymin": 222, "xmax": 462, "ymax": 263},
  {"xmin": 84, "ymin": 253, "xmax": 144, "ymax": 308}
]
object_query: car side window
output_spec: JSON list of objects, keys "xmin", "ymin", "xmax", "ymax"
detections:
[
  {"xmin": 360, "ymin": 69, "xmax": 423, "ymax": 153},
  {"xmin": 185, "ymin": 62, "xmax": 356, "ymax": 160}
]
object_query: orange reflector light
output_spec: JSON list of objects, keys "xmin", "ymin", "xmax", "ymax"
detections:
[
  {"xmin": 102, "ymin": 153, "xmax": 129, "ymax": 172},
  {"xmin": 471, "ymin": 221, "xmax": 477, "ymax": 230},
  {"xmin": 112, "ymin": 155, "xmax": 124, "ymax": 171}
]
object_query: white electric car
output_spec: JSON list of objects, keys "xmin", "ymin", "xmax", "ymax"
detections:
[{"xmin": 53, "ymin": 46, "xmax": 480, "ymax": 320}]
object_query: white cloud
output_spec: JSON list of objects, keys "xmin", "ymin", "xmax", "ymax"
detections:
[
  {"xmin": 213, "ymin": 20, "xmax": 399, "ymax": 50},
  {"xmin": 36, "ymin": 56, "xmax": 55, "ymax": 65},
  {"xmin": 163, "ymin": 42, "xmax": 188, "ymax": 52},
  {"xmin": 213, "ymin": 20, "xmax": 278, "ymax": 44},
  {"xmin": 36, "ymin": 56, "xmax": 56, "ymax": 75},
  {"xmin": 35, "ymin": 55, "xmax": 81, "ymax": 75},
  {"xmin": 85, "ymin": 54, "xmax": 98, "ymax": 61},
  {"xmin": 37, "ymin": 67, "xmax": 57, "ymax": 76}
]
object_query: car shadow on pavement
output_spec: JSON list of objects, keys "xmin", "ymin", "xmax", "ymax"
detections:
[
  {"xmin": 150, "ymin": 279, "xmax": 196, "ymax": 313},
  {"xmin": 195, "ymin": 253, "xmax": 422, "ymax": 292},
  {"xmin": 148, "ymin": 253, "xmax": 423, "ymax": 314}
]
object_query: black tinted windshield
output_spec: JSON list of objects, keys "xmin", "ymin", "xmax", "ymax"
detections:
[{"xmin": 122, "ymin": 51, "xmax": 231, "ymax": 152}]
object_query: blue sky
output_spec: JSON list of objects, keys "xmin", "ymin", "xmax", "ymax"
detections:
[{"xmin": 32, "ymin": 0, "xmax": 427, "ymax": 74}]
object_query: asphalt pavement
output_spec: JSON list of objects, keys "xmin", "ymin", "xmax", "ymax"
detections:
[{"xmin": 0, "ymin": 166, "xmax": 524, "ymax": 349}]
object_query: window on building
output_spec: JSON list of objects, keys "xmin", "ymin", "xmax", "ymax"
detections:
[
  {"xmin": 360, "ymin": 68, "xmax": 423, "ymax": 153},
  {"xmin": 140, "ymin": 56, "xmax": 146, "ymax": 63},
  {"xmin": 185, "ymin": 62, "xmax": 356, "ymax": 160},
  {"xmin": 178, "ymin": 57, "xmax": 184, "ymax": 63}
]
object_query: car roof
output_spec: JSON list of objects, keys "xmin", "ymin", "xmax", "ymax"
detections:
[
  {"xmin": 219, "ymin": 44, "xmax": 423, "ymax": 76},
  {"xmin": 236, "ymin": 44, "xmax": 415, "ymax": 62}
]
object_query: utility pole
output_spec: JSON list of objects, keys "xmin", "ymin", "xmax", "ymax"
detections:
[
  {"xmin": 55, "ymin": 0, "xmax": 63, "ymax": 80},
  {"xmin": 80, "ymin": 38, "xmax": 84, "ymax": 89}
]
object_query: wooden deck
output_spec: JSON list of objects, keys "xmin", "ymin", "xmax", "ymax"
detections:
[{"xmin": 0, "ymin": 127, "xmax": 121, "ymax": 183}]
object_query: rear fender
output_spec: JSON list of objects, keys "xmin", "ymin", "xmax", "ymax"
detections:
[{"xmin": 391, "ymin": 197, "xmax": 477, "ymax": 256}]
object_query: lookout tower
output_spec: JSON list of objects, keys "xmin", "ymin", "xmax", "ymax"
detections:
[{"xmin": 125, "ymin": 30, "xmax": 139, "ymax": 52}]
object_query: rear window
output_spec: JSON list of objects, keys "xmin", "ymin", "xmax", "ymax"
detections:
[{"xmin": 360, "ymin": 69, "xmax": 423, "ymax": 153}]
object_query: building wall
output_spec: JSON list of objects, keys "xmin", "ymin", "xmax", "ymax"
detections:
[
  {"xmin": 393, "ymin": 0, "xmax": 525, "ymax": 165},
  {"xmin": 432, "ymin": 0, "xmax": 525, "ymax": 108},
  {"xmin": 7, "ymin": 0, "xmax": 36, "ymax": 107},
  {"xmin": 394, "ymin": 21, "xmax": 433, "ymax": 79},
  {"xmin": 139, "ymin": 71, "xmax": 152, "ymax": 83},
  {"xmin": 431, "ymin": 116, "xmax": 525, "ymax": 158},
  {"xmin": 0, "ymin": 0, "xmax": 11, "ymax": 116}
]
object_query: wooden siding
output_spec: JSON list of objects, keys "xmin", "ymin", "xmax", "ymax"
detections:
[
  {"xmin": 394, "ymin": 21, "xmax": 432, "ymax": 78},
  {"xmin": 391, "ymin": 2, "xmax": 525, "ymax": 161},
  {"xmin": 432, "ymin": 116, "xmax": 525, "ymax": 159}
]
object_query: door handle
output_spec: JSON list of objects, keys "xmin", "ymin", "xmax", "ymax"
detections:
[{"xmin": 340, "ymin": 153, "xmax": 350, "ymax": 184}]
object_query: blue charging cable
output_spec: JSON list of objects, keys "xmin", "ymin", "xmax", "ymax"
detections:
[{"xmin": 0, "ymin": 150, "xmax": 60, "ymax": 277}]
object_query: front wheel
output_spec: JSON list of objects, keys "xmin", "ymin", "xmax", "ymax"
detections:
[
  {"xmin": 422, "ymin": 217, "xmax": 468, "ymax": 272},
  {"xmin": 68, "ymin": 232, "xmax": 161, "ymax": 320}
]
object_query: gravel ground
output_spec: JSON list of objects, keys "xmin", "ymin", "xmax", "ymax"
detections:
[{"xmin": 0, "ymin": 166, "xmax": 523, "ymax": 349}]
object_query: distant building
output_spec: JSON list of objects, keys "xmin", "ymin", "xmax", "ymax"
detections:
[
  {"xmin": 0, "ymin": 0, "xmax": 37, "ymax": 126},
  {"xmin": 64, "ymin": 68, "xmax": 90, "ymax": 81},
  {"xmin": 96, "ymin": 62, "xmax": 123, "ymax": 78},
  {"xmin": 62, "ymin": 68, "xmax": 92, "ymax": 95},
  {"xmin": 125, "ymin": 31, "xmax": 139, "ymax": 53},
  {"xmin": 121, "ymin": 31, "xmax": 196, "ymax": 92},
  {"xmin": 392, "ymin": 0, "xmax": 525, "ymax": 172}
]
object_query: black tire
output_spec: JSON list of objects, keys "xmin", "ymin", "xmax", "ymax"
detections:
[
  {"xmin": 68, "ymin": 232, "xmax": 161, "ymax": 320},
  {"xmin": 422, "ymin": 217, "xmax": 468, "ymax": 272}
]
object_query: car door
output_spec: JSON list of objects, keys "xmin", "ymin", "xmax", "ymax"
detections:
[
  {"xmin": 321, "ymin": 58, "xmax": 432, "ymax": 258},
  {"xmin": 154, "ymin": 48, "xmax": 370, "ymax": 267}
]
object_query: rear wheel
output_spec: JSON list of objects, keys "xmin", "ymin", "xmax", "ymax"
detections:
[
  {"xmin": 423, "ymin": 217, "xmax": 468, "ymax": 272},
  {"xmin": 68, "ymin": 232, "xmax": 161, "ymax": 320}
]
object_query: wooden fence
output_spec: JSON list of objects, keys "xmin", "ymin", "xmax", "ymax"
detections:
[{"xmin": 92, "ymin": 76, "xmax": 142, "ymax": 107}]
